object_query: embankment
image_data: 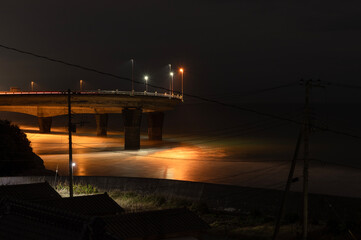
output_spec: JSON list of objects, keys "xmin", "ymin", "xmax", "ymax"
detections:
[{"xmin": 1, "ymin": 175, "xmax": 360, "ymax": 222}]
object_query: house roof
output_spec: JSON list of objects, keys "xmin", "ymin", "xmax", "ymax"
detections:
[
  {"xmin": 102, "ymin": 208, "xmax": 209, "ymax": 240},
  {"xmin": 0, "ymin": 197, "xmax": 115, "ymax": 240},
  {"xmin": 37, "ymin": 193, "xmax": 124, "ymax": 216},
  {"xmin": 0, "ymin": 182, "xmax": 61, "ymax": 201}
]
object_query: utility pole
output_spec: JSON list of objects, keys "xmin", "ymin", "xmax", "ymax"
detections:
[
  {"xmin": 273, "ymin": 79, "xmax": 324, "ymax": 240},
  {"xmin": 272, "ymin": 128, "xmax": 303, "ymax": 240},
  {"xmin": 67, "ymin": 89, "xmax": 74, "ymax": 198},
  {"xmin": 301, "ymin": 79, "xmax": 324, "ymax": 239},
  {"xmin": 302, "ymin": 79, "xmax": 311, "ymax": 240}
]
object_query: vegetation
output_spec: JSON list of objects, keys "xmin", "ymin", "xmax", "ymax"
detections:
[
  {"xmin": 55, "ymin": 185, "xmax": 361, "ymax": 239},
  {"xmin": 55, "ymin": 183, "xmax": 99, "ymax": 196},
  {"xmin": 107, "ymin": 190, "xmax": 208, "ymax": 213},
  {"xmin": 0, "ymin": 120, "xmax": 53, "ymax": 176}
]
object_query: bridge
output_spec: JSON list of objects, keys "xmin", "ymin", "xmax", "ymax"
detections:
[{"xmin": 0, "ymin": 90, "xmax": 183, "ymax": 150}]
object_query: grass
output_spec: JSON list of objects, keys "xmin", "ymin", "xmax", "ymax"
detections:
[
  {"xmin": 55, "ymin": 183, "xmax": 98, "ymax": 197},
  {"xmin": 54, "ymin": 184, "xmax": 361, "ymax": 240},
  {"xmin": 107, "ymin": 190, "xmax": 208, "ymax": 213}
]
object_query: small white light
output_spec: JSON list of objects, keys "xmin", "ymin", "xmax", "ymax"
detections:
[{"xmin": 72, "ymin": 163, "xmax": 76, "ymax": 167}]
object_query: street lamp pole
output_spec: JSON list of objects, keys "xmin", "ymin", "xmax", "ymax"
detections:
[
  {"xmin": 169, "ymin": 64, "xmax": 172, "ymax": 94},
  {"xmin": 80, "ymin": 80, "xmax": 83, "ymax": 92},
  {"xmin": 179, "ymin": 68, "xmax": 184, "ymax": 99},
  {"xmin": 144, "ymin": 75, "xmax": 149, "ymax": 92},
  {"xmin": 131, "ymin": 59, "xmax": 134, "ymax": 94},
  {"xmin": 170, "ymin": 72, "xmax": 174, "ymax": 95},
  {"xmin": 67, "ymin": 89, "xmax": 73, "ymax": 198}
]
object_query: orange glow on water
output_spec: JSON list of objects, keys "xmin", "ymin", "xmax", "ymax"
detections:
[
  {"xmin": 15, "ymin": 127, "xmax": 361, "ymax": 198},
  {"xmin": 148, "ymin": 146, "xmax": 227, "ymax": 161}
]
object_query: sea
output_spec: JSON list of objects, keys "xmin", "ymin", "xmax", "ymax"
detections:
[{"xmin": 1, "ymin": 102, "xmax": 360, "ymax": 198}]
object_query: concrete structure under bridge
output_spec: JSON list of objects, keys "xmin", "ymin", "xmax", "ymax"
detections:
[{"xmin": 0, "ymin": 90, "xmax": 183, "ymax": 150}]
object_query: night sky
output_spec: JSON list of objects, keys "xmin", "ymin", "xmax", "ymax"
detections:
[{"xmin": 0, "ymin": 1, "xmax": 360, "ymax": 104}]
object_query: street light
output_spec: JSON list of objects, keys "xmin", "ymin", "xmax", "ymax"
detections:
[
  {"xmin": 31, "ymin": 81, "xmax": 34, "ymax": 91},
  {"xmin": 144, "ymin": 75, "xmax": 149, "ymax": 92},
  {"xmin": 80, "ymin": 80, "xmax": 83, "ymax": 91},
  {"xmin": 72, "ymin": 162, "xmax": 76, "ymax": 185},
  {"xmin": 179, "ymin": 68, "xmax": 184, "ymax": 99},
  {"xmin": 169, "ymin": 64, "xmax": 172, "ymax": 95},
  {"xmin": 170, "ymin": 72, "xmax": 174, "ymax": 95},
  {"xmin": 131, "ymin": 59, "xmax": 134, "ymax": 94}
]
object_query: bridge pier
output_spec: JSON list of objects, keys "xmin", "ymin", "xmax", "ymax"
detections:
[
  {"xmin": 147, "ymin": 112, "xmax": 164, "ymax": 140},
  {"xmin": 95, "ymin": 114, "xmax": 108, "ymax": 136},
  {"xmin": 38, "ymin": 117, "xmax": 52, "ymax": 133},
  {"xmin": 122, "ymin": 108, "xmax": 142, "ymax": 150}
]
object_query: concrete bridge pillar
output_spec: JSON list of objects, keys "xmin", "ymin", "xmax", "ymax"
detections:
[
  {"xmin": 38, "ymin": 117, "xmax": 52, "ymax": 133},
  {"xmin": 95, "ymin": 114, "xmax": 108, "ymax": 136},
  {"xmin": 122, "ymin": 108, "xmax": 142, "ymax": 150},
  {"xmin": 147, "ymin": 112, "xmax": 164, "ymax": 140}
]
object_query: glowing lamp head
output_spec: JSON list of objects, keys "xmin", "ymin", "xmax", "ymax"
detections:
[
  {"xmin": 179, "ymin": 68, "xmax": 184, "ymax": 73},
  {"xmin": 72, "ymin": 163, "xmax": 76, "ymax": 167},
  {"xmin": 170, "ymin": 72, "xmax": 174, "ymax": 76},
  {"xmin": 144, "ymin": 75, "xmax": 149, "ymax": 81}
]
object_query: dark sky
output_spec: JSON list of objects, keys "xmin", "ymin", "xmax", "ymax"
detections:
[{"xmin": 0, "ymin": 0, "xmax": 361, "ymax": 103}]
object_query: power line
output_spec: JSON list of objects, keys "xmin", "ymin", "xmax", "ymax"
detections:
[
  {"xmin": 164, "ymin": 112, "xmax": 302, "ymax": 142},
  {"xmin": 200, "ymin": 161, "xmax": 290, "ymax": 183},
  {"xmin": 0, "ymin": 43, "xmax": 162, "ymax": 91},
  {"xmin": 0, "ymin": 43, "xmax": 360, "ymax": 140},
  {"xmin": 326, "ymin": 81, "xmax": 361, "ymax": 90},
  {"xmin": 201, "ymin": 82, "xmax": 299, "ymax": 99}
]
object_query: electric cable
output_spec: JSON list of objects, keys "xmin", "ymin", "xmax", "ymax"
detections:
[
  {"xmin": 0, "ymin": 43, "xmax": 359, "ymax": 140},
  {"xmin": 201, "ymin": 81, "xmax": 299, "ymax": 100}
]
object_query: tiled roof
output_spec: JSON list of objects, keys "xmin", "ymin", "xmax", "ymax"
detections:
[
  {"xmin": 0, "ymin": 197, "xmax": 115, "ymax": 240},
  {"xmin": 102, "ymin": 208, "xmax": 209, "ymax": 240},
  {"xmin": 37, "ymin": 193, "xmax": 124, "ymax": 216},
  {"xmin": 0, "ymin": 182, "xmax": 61, "ymax": 201}
]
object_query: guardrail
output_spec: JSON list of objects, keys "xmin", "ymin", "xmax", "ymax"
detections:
[{"xmin": 0, "ymin": 90, "xmax": 183, "ymax": 100}]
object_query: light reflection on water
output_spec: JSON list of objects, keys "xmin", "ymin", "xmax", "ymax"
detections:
[
  {"xmin": 23, "ymin": 126, "xmax": 361, "ymax": 198},
  {"xmin": 26, "ymin": 128, "xmax": 288, "ymax": 183}
]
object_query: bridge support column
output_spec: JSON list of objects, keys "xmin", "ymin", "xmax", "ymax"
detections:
[
  {"xmin": 38, "ymin": 117, "xmax": 52, "ymax": 133},
  {"xmin": 122, "ymin": 108, "xmax": 142, "ymax": 150},
  {"xmin": 95, "ymin": 114, "xmax": 108, "ymax": 136},
  {"xmin": 148, "ymin": 112, "xmax": 164, "ymax": 140}
]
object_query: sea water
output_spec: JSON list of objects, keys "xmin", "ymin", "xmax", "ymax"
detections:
[{"xmin": 1, "ymin": 102, "xmax": 360, "ymax": 198}]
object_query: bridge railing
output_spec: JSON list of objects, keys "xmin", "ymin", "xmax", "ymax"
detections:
[
  {"xmin": 0, "ymin": 91, "xmax": 64, "ymax": 95},
  {"xmin": 0, "ymin": 90, "xmax": 183, "ymax": 100}
]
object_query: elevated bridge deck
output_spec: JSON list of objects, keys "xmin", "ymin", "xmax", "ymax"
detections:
[
  {"xmin": 0, "ymin": 90, "xmax": 183, "ymax": 149},
  {"xmin": 0, "ymin": 90, "xmax": 182, "ymax": 117}
]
